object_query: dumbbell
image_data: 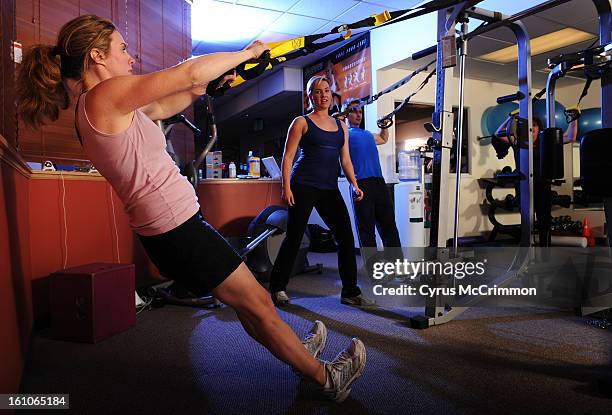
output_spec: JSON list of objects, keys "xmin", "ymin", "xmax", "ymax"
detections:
[{"xmin": 503, "ymin": 194, "xmax": 516, "ymax": 209}]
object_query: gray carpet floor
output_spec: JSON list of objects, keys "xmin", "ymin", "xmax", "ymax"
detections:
[{"xmin": 21, "ymin": 252, "xmax": 612, "ymax": 415}]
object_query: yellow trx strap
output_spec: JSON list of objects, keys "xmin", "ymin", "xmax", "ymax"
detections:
[
  {"xmin": 231, "ymin": 30, "xmax": 353, "ymax": 88},
  {"xmin": 207, "ymin": 8, "xmax": 393, "ymax": 95}
]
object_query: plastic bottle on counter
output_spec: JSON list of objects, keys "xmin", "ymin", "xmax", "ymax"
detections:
[
  {"xmin": 247, "ymin": 151, "xmax": 261, "ymax": 177},
  {"xmin": 229, "ymin": 162, "xmax": 236, "ymax": 178}
]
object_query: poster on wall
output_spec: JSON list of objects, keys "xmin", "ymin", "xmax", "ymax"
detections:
[{"xmin": 302, "ymin": 33, "xmax": 371, "ymax": 114}]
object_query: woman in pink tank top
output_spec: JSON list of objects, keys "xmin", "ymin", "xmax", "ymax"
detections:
[{"xmin": 16, "ymin": 14, "xmax": 365, "ymax": 401}]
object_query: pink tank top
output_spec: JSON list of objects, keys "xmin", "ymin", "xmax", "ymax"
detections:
[{"xmin": 76, "ymin": 92, "xmax": 199, "ymax": 236}]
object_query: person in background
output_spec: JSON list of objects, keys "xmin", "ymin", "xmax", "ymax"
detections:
[
  {"xmin": 16, "ymin": 14, "xmax": 365, "ymax": 402},
  {"xmin": 270, "ymin": 75, "xmax": 374, "ymax": 308},
  {"xmin": 343, "ymin": 100, "xmax": 402, "ymax": 275}
]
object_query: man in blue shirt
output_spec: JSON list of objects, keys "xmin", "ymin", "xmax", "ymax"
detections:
[{"xmin": 343, "ymin": 100, "xmax": 402, "ymax": 273}]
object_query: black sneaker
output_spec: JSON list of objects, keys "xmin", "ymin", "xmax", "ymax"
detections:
[
  {"xmin": 271, "ymin": 291, "xmax": 290, "ymax": 306},
  {"xmin": 341, "ymin": 294, "xmax": 377, "ymax": 308}
]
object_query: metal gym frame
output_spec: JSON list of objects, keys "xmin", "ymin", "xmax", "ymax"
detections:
[
  {"xmin": 543, "ymin": 0, "xmax": 612, "ymax": 315},
  {"xmin": 412, "ymin": 0, "xmax": 611, "ymax": 328}
]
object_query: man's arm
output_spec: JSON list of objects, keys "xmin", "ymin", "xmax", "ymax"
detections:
[{"xmin": 373, "ymin": 127, "xmax": 389, "ymax": 145}]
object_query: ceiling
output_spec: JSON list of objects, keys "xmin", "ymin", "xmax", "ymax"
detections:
[
  {"xmin": 394, "ymin": 0, "xmax": 602, "ymax": 88},
  {"xmin": 193, "ymin": 0, "xmax": 605, "ymax": 139},
  {"xmin": 191, "ymin": 0, "xmax": 421, "ymax": 56}
]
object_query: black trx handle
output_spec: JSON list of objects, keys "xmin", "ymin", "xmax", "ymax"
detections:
[
  {"xmin": 236, "ymin": 50, "xmax": 271, "ymax": 81},
  {"xmin": 564, "ymin": 75, "xmax": 592, "ymax": 122},
  {"xmin": 377, "ymin": 117, "xmax": 394, "ymax": 130},
  {"xmin": 206, "ymin": 51, "xmax": 272, "ymax": 98},
  {"xmin": 206, "ymin": 68, "xmax": 236, "ymax": 98},
  {"xmin": 565, "ymin": 107, "xmax": 582, "ymax": 123}
]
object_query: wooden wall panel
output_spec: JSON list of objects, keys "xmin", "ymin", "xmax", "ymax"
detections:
[
  {"xmin": 140, "ymin": 0, "xmax": 163, "ymax": 74},
  {"xmin": 113, "ymin": 0, "xmax": 141, "ymax": 74},
  {"xmin": 169, "ymin": 0, "xmax": 195, "ymax": 165},
  {"xmin": 129, "ymin": 0, "xmax": 142, "ymax": 75},
  {"xmin": 1, "ymin": 0, "xmax": 7, "ymax": 142},
  {"xmin": 15, "ymin": 0, "xmax": 41, "ymax": 153},
  {"xmin": 79, "ymin": 0, "xmax": 113, "ymax": 20},
  {"xmin": 15, "ymin": 0, "xmax": 38, "ymax": 46},
  {"xmin": 39, "ymin": 0, "xmax": 78, "ymax": 44},
  {"xmin": 24, "ymin": 0, "xmax": 80, "ymax": 162},
  {"xmin": 14, "ymin": 0, "xmax": 192, "ymax": 163},
  {"xmin": 182, "ymin": 0, "xmax": 191, "ymax": 61},
  {"xmin": 163, "ymin": 0, "xmax": 181, "ymax": 68},
  {"xmin": 1, "ymin": 0, "xmax": 17, "ymax": 147}
]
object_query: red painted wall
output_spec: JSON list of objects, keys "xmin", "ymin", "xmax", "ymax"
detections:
[
  {"xmin": 29, "ymin": 177, "xmax": 129, "ymax": 277},
  {"xmin": 0, "ymin": 159, "xmax": 32, "ymax": 395},
  {"xmin": 197, "ymin": 180, "xmax": 285, "ymax": 237},
  {"xmin": 0, "ymin": 163, "xmax": 163, "ymax": 394},
  {"xmin": 27, "ymin": 173, "xmax": 162, "ymax": 322}
]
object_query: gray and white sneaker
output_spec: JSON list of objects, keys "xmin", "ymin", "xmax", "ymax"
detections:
[
  {"xmin": 271, "ymin": 291, "xmax": 290, "ymax": 306},
  {"xmin": 321, "ymin": 338, "xmax": 367, "ymax": 403},
  {"xmin": 302, "ymin": 320, "xmax": 327, "ymax": 359}
]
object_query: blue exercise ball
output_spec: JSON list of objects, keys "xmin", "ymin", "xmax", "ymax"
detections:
[
  {"xmin": 481, "ymin": 106, "xmax": 495, "ymax": 136},
  {"xmin": 483, "ymin": 102, "xmax": 518, "ymax": 137},
  {"xmin": 532, "ymin": 99, "xmax": 568, "ymax": 132},
  {"xmin": 577, "ymin": 107, "xmax": 602, "ymax": 138}
]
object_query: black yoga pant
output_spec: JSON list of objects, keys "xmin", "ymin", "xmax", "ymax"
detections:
[{"xmin": 269, "ymin": 182, "xmax": 361, "ymax": 298}]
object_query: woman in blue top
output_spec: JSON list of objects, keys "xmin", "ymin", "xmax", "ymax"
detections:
[{"xmin": 270, "ymin": 75, "xmax": 371, "ymax": 307}]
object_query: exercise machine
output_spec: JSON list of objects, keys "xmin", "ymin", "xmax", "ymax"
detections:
[
  {"xmin": 405, "ymin": 0, "xmax": 612, "ymax": 328},
  {"xmin": 403, "ymin": 1, "xmax": 535, "ymax": 328}
]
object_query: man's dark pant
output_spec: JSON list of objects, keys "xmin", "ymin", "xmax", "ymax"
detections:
[{"xmin": 352, "ymin": 177, "xmax": 402, "ymax": 271}]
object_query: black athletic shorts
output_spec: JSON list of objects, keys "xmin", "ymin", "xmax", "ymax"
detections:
[{"xmin": 138, "ymin": 212, "xmax": 243, "ymax": 296}]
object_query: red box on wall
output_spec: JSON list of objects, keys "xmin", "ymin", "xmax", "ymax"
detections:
[{"xmin": 49, "ymin": 263, "xmax": 136, "ymax": 343}]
